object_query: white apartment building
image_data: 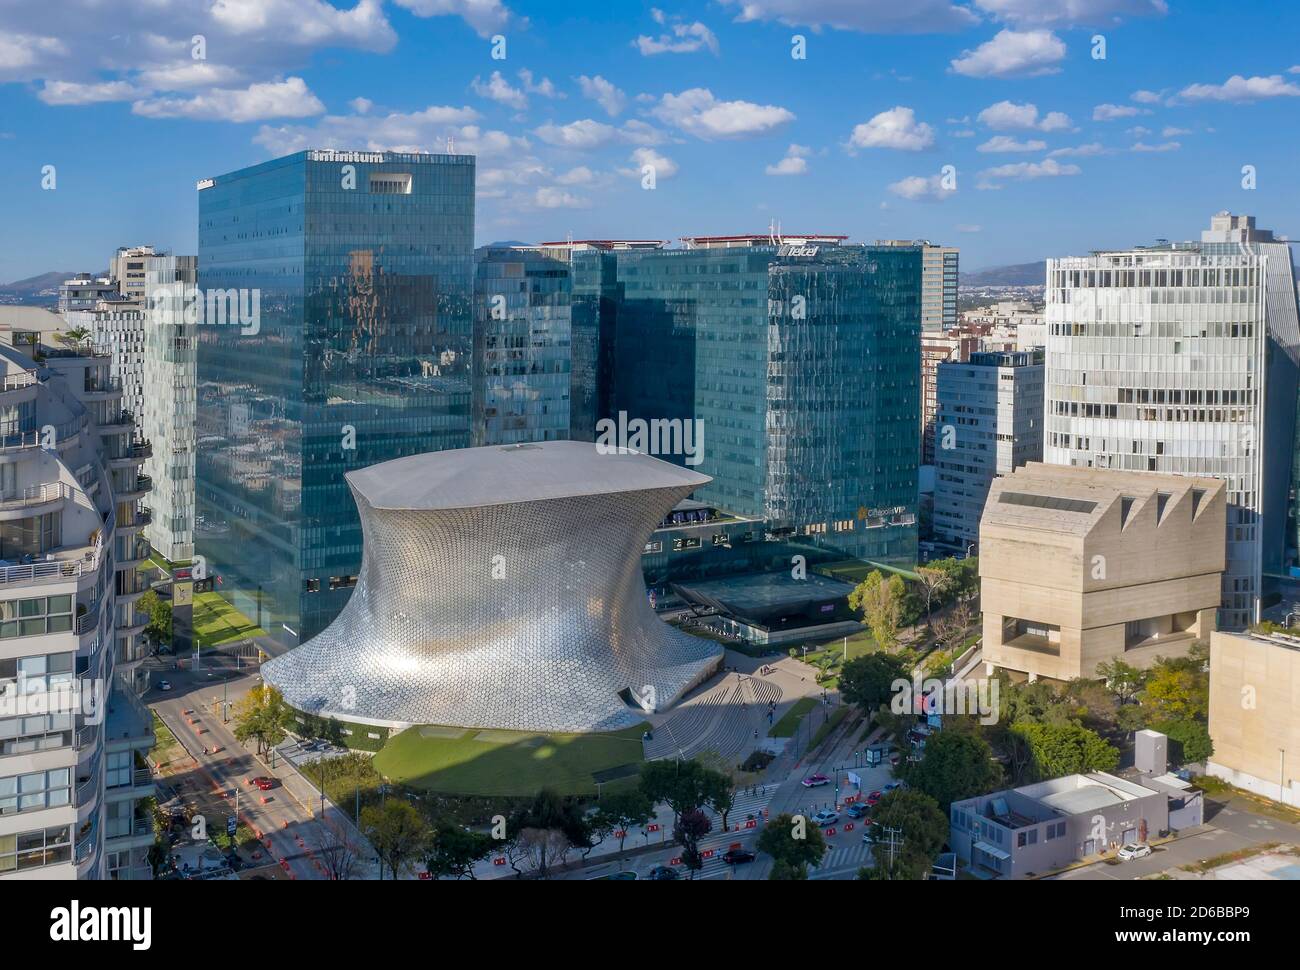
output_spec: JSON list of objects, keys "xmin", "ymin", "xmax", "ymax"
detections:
[
  {"xmin": 72, "ymin": 249, "xmax": 196, "ymax": 563},
  {"xmin": 878, "ymin": 239, "xmax": 958, "ymax": 332},
  {"xmin": 1044, "ymin": 213, "xmax": 1300, "ymax": 629},
  {"xmin": 934, "ymin": 349, "xmax": 1045, "ymax": 549},
  {"xmin": 0, "ymin": 321, "xmax": 155, "ymax": 880}
]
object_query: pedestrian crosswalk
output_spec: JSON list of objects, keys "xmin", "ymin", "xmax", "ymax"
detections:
[{"xmin": 812, "ymin": 839, "xmax": 875, "ymax": 877}]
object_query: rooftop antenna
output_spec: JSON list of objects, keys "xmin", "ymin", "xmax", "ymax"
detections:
[{"xmin": 446, "ymin": 134, "xmax": 456, "ymax": 154}]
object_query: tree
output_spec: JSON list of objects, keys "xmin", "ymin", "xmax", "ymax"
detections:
[
  {"xmin": 423, "ymin": 822, "xmax": 494, "ymax": 880},
  {"xmin": 1152, "ymin": 720, "xmax": 1213, "ymax": 765},
  {"xmin": 57, "ymin": 325, "xmax": 92, "ymax": 350},
  {"xmin": 361, "ymin": 800, "xmax": 428, "ymax": 880},
  {"xmin": 757, "ymin": 812, "xmax": 827, "ymax": 872},
  {"xmin": 903, "ymin": 730, "xmax": 1001, "ymax": 811},
  {"xmin": 590, "ymin": 791, "xmax": 653, "ymax": 859},
  {"xmin": 136, "ymin": 589, "xmax": 173, "ymax": 647},
  {"xmin": 914, "ymin": 565, "xmax": 953, "ymax": 629},
  {"xmin": 230, "ymin": 684, "xmax": 291, "ymax": 756},
  {"xmin": 858, "ymin": 789, "xmax": 948, "ymax": 880},
  {"xmin": 1008, "ymin": 722, "xmax": 1120, "ymax": 783},
  {"xmin": 311, "ymin": 820, "xmax": 360, "ymax": 880},
  {"xmin": 674, "ymin": 807, "xmax": 711, "ymax": 879},
  {"xmin": 508, "ymin": 788, "xmax": 590, "ymax": 878},
  {"xmin": 639, "ymin": 758, "xmax": 719, "ymax": 827},
  {"xmin": 701, "ymin": 770, "xmax": 735, "ymax": 834},
  {"xmin": 1096, "ymin": 658, "xmax": 1146, "ymax": 705},
  {"xmin": 849, "ymin": 571, "xmax": 905, "ymax": 651},
  {"xmin": 770, "ymin": 859, "xmax": 809, "ymax": 880},
  {"xmin": 1141, "ymin": 652, "xmax": 1209, "ymax": 723},
  {"xmin": 838, "ymin": 652, "xmax": 909, "ymax": 711}
]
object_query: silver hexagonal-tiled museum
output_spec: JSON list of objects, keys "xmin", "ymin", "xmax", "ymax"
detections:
[{"xmin": 262, "ymin": 442, "xmax": 723, "ymax": 733}]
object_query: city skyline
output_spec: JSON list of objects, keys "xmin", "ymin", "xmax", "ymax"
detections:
[{"xmin": 3, "ymin": 1, "xmax": 1300, "ymax": 281}]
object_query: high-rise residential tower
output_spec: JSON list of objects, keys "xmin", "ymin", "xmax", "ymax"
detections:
[
  {"xmin": 0, "ymin": 319, "xmax": 156, "ymax": 880},
  {"xmin": 1044, "ymin": 213, "xmax": 1300, "ymax": 628},
  {"xmin": 878, "ymin": 240, "xmax": 958, "ymax": 333},
  {"xmin": 196, "ymin": 149, "xmax": 475, "ymax": 647},
  {"xmin": 933, "ymin": 348, "xmax": 1045, "ymax": 550}
]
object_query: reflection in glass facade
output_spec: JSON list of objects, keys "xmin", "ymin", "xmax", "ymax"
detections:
[
  {"xmin": 472, "ymin": 248, "xmax": 571, "ymax": 445},
  {"xmin": 575, "ymin": 243, "xmax": 921, "ymax": 568},
  {"xmin": 196, "ymin": 150, "xmax": 474, "ymax": 645}
]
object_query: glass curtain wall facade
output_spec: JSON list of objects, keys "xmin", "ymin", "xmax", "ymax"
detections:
[
  {"xmin": 582, "ymin": 243, "xmax": 920, "ymax": 568},
  {"xmin": 196, "ymin": 150, "xmax": 474, "ymax": 645},
  {"xmin": 1044, "ymin": 241, "xmax": 1300, "ymax": 628},
  {"xmin": 472, "ymin": 248, "xmax": 572, "ymax": 445}
]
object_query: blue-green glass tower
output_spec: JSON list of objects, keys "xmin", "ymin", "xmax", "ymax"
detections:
[
  {"xmin": 196, "ymin": 149, "xmax": 474, "ymax": 646},
  {"xmin": 575, "ymin": 241, "xmax": 921, "ymax": 569}
]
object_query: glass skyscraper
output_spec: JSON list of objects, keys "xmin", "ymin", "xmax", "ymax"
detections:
[
  {"xmin": 574, "ymin": 237, "xmax": 921, "ymax": 568},
  {"xmin": 196, "ymin": 150, "xmax": 474, "ymax": 646}
]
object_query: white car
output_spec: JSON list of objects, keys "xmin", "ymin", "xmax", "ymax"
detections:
[
  {"xmin": 810, "ymin": 809, "xmax": 839, "ymax": 827},
  {"xmin": 1117, "ymin": 843, "xmax": 1152, "ymax": 861}
]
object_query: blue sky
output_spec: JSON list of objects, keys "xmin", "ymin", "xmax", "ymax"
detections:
[{"xmin": 1, "ymin": 0, "xmax": 1297, "ymax": 281}]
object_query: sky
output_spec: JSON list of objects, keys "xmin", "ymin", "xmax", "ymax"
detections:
[{"xmin": 0, "ymin": 0, "xmax": 1297, "ymax": 282}]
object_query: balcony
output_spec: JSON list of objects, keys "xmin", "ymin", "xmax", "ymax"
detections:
[
  {"xmin": 0, "ymin": 481, "xmax": 71, "ymax": 512},
  {"xmin": 77, "ymin": 602, "xmax": 101, "ymax": 635},
  {"xmin": 0, "ymin": 418, "xmax": 83, "ymax": 453},
  {"xmin": 1, "ymin": 370, "xmax": 38, "ymax": 392},
  {"xmin": 108, "ymin": 439, "xmax": 153, "ymax": 466},
  {"xmin": 97, "ymin": 410, "xmax": 135, "ymax": 432},
  {"xmin": 104, "ymin": 685, "xmax": 154, "ymax": 749},
  {"xmin": 75, "ymin": 818, "xmax": 100, "ymax": 864}
]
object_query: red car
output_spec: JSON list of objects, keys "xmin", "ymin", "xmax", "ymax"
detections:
[
  {"xmin": 251, "ymin": 777, "xmax": 277, "ymax": 791},
  {"xmin": 866, "ymin": 790, "xmax": 882, "ymax": 806}
]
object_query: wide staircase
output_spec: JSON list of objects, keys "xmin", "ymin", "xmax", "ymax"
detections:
[{"xmin": 644, "ymin": 674, "xmax": 784, "ymax": 763}]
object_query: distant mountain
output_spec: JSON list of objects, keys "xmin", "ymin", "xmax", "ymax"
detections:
[
  {"xmin": 0, "ymin": 270, "xmax": 105, "ymax": 307},
  {"xmin": 959, "ymin": 261, "xmax": 1046, "ymax": 287}
]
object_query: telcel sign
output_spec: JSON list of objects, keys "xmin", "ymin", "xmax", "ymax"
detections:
[{"xmin": 778, "ymin": 245, "xmax": 819, "ymax": 257}]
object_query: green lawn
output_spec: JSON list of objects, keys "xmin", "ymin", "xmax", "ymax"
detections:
[
  {"xmin": 371, "ymin": 723, "xmax": 649, "ymax": 797},
  {"xmin": 769, "ymin": 696, "xmax": 817, "ymax": 738},
  {"xmin": 817, "ymin": 559, "xmax": 922, "ymax": 583},
  {"xmin": 193, "ymin": 592, "xmax": 269, "ymax": 648}
]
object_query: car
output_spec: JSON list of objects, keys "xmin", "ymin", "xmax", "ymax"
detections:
[
  {"xmin": 866, "ymin": 790, "xmax": 882, "ymax": 806},
  {"xmin": 647, "ymin": 865, "xmax": 679, "ymax": 880},
  {"xmin": 845, "ymin": 803, "xmax": 869, "ymax": 819},
  {"xmin": 883, "ymin": 781, "xmax": 904, "ymax": 792},
  {"xmin": 861, "ymin": 829, "xmax": 877, "ymax": 844},
  {"xmin": 156, "ymin": 679, "xmax": 172, "ymax": 691},
  {"xmin": 722, "ymin": 849, "xmax": 756, "ymax": 865},
  {"xmin": 1117, "ymin": 843, "xmax": 1152, "ymax": 861},
  {"xmin": 810, "ymin": 809, "xmax": 839, "ymax": 827},
  {"xmin": 889, "ymin": 754, "xmax": 901, "ymax": 767},
  {"xmin": 801, "ymin": 773, "xmax": 830, "ymax": 788},
  {"xmin": 250, "ymin": 777, "xmax": 276, "ymax": 791}
]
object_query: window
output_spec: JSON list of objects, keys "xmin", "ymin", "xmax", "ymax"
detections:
[
  {"xmin": 105, "ymin": 750, "xmax": 132, "ymax": 790},
  {"xmin": 328, "ymin": 575, "xmax": 358, "ymax": 591},
  {"xmin": 0, "ymin": 768, "xmax": 72, "ymax": 814},
  {"xmin": 0, "ymin": 596, "xmax": 74, "ymax": 640},
  {"xmin": 303, "ymin": 579, "xmax": 320, "ymax": 593},
  {"xmin": 0, "ymin": 825, "xmax": 72, "ymax": 873},
  {"xmin": 0, "ymin": 712, "xmax": 74, "ymax": 754},
  {"xmin": 0, "ymin": 651, "xmax": 74, "ymax": 691}
]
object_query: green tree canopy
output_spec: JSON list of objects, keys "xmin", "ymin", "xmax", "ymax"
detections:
[
  {"xmin": 756, "ymin": 812, "xmax": 828, "ymax": 871},
  {"xmin": 858, "ymin": 789, "xmax": 948, "ymax": 880},
  {"xmin": 361, "ymin": 800, "xmax": 428, "ymax": 880},
  {"xmin": 903, "ymin": 729, "xmax": 1002, "ymax": 811},
  {"xmin": 422, "ymin": 822, "xmax": 494, "ymax": 880},
  {"xmin": 1007, "ymin": 722, "xmax": 1121, "ymax": 783},
  {"xmin": 849, "ymin": 571, "xmax": 907, "ymax": 651},
  {"xmin": 838, "ymin": 651, "xmax": 910, "ymax": 711}
]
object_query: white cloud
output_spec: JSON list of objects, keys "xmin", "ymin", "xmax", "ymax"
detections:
[
  {"xmin": 1131, "ymin": 89, "xmax": 1166, "ymax": 104},
  {"xmin": 39, "ymin": 80, "xmax": 146, "ymax": 105},
  {"xmin": 138, "ymin": 62, "xmax": 245, "ymax": 90},
  {"xmin": 1093, "ymin": 103, "xmax": 1147, "ymax": 120},
  {"xmin": 390, "ymin": 0, "xmax": 518, "ymax": 38},
  {"xmin": 518, "ymin": 68, "xmax": 561, "ymax": 99},
  {"xmin": 133, "ymin": 76, "xmax": 324, "ymax": 122},
  {"xmin": 1048, "ymin": 142, "xmax": 1109, "ymax": 156},
  {"xmin": 718, "ymin": 0, "xmax": 979, "ymax": 32},
  {"xmin": 252, "ymin": 106, "xmax": 493, "ymax": 156},
  {"xmin": 977, "ymin": 100, "xmax": 1073, "ymax": 131},
  {"xmin": 471, "ymin": 70, "xmax": 527, "ymax": 110},
  {"xmin": 533, "ymin": 186, "xmax": 590, "ymax": 209},
  {"xmin": 576, "ymin": 75, "xmax": 626, "ymax": 117},
  {"xmin": 887, "ymin": 174, "xmax": 956, "ymax": 202},
  {"xmin": 0, "ymin": 33, "xmax": 65, "ymax": 75},
  {"xmin": 1126, "ymin": 126, "xmax": 1151, "ymax": 137},
  {"xmin": 977, "ymin": 135, "xmax": 1048, "ymax": 152},
  {"xmin": 635, "ymin": 17, "xmax": 719, "ymax": 56},
  {"xmin": 650, "ymin": 88, "xmax": 794, "ymax": 140},
  {"xmin": 978, "ymin": 157, "xmax": 1081, "ymax": 187},
  {"xmin": 534, "ymin": 119, "xmax": 618, "ymax": 150},
  {"xmin": 765, "ymin": 144, "xmax": 810, "ymax": 175},
  {"xmin": 951, "ymin": 29, "xmax": 1066, "ymax": 78},
  {"xmin": 1161, "ymin": 126, "xmax": 1191, "ymax": 137},
  {"xmin": 621, "ymin": 147, "xmax": 679, "ymax": 180},
  {"xmin": 350, "ymin": 97, "xmax": 373, "ymax": 114},
  {"xmin": 849, "ymin": 106, "xmax": 935, "ymax": 151},
  {"xmin": 208, "ymin": 0, "xmax": 397, "ymax": 50},
  {"xmin": 1178, "ymin": 74, "xmax": 1300, "ymax": 102},
  {"xmin": 555, "ymin": 166, "xmax": 596, "ymax": 185},
  {"xmin": 971, "ymin": 0, "xmax": 1168, "ymax": 27},
  {"xmin": 1130, "ymin": 140, "xmax": 1180, "ymax": 152}
]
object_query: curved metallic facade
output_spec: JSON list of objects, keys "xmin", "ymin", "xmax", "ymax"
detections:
[{"xmin": 263, "ymin": 443, "xmax": 723, "ymax": 733}]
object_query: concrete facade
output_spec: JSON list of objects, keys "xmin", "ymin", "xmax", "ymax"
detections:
[
  {"xmin": 1207, "ymin": 629, "xmax": 1300, "ymax": 807},
  {"xmin": 980, "ymin": 463, "xmax": 1225, "ymax": 682}
]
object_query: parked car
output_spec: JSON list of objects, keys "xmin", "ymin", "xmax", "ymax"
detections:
[
  {"xmin": 250, "ymin": 777, "xmax": 276, "ymax": 791},
  {"xmin": 810, "ymin": 809, "xmax": 839, "ymax": 827},
  {"xmin": 1117, "ymin": 843, "xmax": 1152, "ymax": 861},
  {"xmin": 647, "ymin": 865, "xmax": 679, "ymax": 880},
  {"xmin": 156, "ymin": 679, "xmax": 172, "ymax": 692},
  {"xmin": 801, "ymin": 773, "xmax": 830, "ymax": 788},
  {"xmin": 722, "ymin": 849, "xmax": 756, "ymax": 865}
]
